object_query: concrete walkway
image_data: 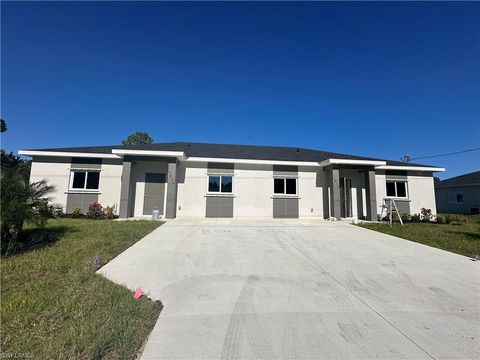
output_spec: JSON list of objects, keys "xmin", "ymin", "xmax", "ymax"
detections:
[{"xmin": 99, "ymin": 219, "xmax": 480, "ymax": 359}]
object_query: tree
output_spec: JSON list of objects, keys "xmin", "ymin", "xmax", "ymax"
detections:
[
  {"xmin": 1, "ymin": 119, "xmax": 6, "ymax": 133},
  {"xmin": 1, "ymin": 153, "xmax": 55, "ymax": 254},
  {"xmin": 121, "ymin": 131, "xmax": 154, "ymax": 145},
  {"xmin": 0, "ymin": 120, "xmax": 54, "ymax": 255}
]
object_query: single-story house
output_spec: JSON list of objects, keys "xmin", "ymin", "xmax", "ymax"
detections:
[
  {"xmin": 435, "ymin": 171, "xmax": 480, "ymax": 215},
  {"xmin": 19, "ymin": 142, "xmax": 445, "ymax": 220}
]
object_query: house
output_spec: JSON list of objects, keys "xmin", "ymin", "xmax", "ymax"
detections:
[
  {"xmin": 19, "ymin": 142, "xmax": 444, "ymax": 220},
  {"xmin": 435, "ymin": 171, "xmax": 480, "ymax": 215}
]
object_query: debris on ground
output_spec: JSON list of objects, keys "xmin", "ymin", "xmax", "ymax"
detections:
[
  {"xmin": 134, "ymin": 288, "xmax": 145, "ymax": 299},
  {"xmin": 92, "ymin": 255, "xmax": 103, "ymax": 271}
]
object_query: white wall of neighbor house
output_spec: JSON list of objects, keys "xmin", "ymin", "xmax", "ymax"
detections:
[
  {"xmin": 130, "ymin": 160, "xmax": 168, "ymax": 217},
  {"xmin": 176, "ymin": 162, "xmax": 208, "ymax": 217},
  {"xmin": 408, "ymin": 173, "xmax": 437, "ymax": 215},
  {"xmin": 97, "ymin": 160, "xmax": 123, "ymax": 212},
  {"xmin": 30, "ymin": 157, "xmax": 70, "ymax": 209},
  {"xmin": 436, "ymin": 185, "xmax": 480, "ymax": 214}
]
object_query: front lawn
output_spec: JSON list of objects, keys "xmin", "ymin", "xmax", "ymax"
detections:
[
  {"xmin": 358, "ymin": 214, "xmax": 480, "ymax": 258},
  {"xmin": 1, "ymin": 219, "xmax": 162, "ymax": 359}
]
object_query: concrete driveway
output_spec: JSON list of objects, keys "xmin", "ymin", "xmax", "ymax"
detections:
[{"xmin": 99, "ymin": 219, "xmax": 479, "ymax": 359}]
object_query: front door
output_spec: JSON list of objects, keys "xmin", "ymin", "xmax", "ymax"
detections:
[
  {"xmin": 143, "ymin": 173, "xmax": 166, "ymax": 215},
  {"xmin": 340, "ymin": 177, "xmax": 352, "ymax": 218}
]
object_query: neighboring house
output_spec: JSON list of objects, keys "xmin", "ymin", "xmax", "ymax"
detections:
[
  {"xmin": 435, "ymin": 171, "xmax": 480, "ymax": 215},
  {"xmin": 19, "ymin": 142, "xmax": 444, "ymax": 220}
]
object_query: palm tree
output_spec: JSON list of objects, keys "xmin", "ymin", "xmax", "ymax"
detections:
[{"xmin": 1, "ymin": 156, "xmax": 55, "ymax": 254}]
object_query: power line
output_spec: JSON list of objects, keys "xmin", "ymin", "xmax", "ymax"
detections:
[{"xmin": 404, "ymin": 147, "xmax": 480, "ymax": 162}]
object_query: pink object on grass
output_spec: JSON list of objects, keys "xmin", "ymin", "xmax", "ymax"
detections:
[{"xmin": 134, "ymin": 288, "xmax": 144, "ymax": 299}]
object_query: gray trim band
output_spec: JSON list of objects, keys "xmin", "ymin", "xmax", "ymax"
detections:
[{"xmin": 165, "ymin": 162, "xmax": 178, "ymax": 219}]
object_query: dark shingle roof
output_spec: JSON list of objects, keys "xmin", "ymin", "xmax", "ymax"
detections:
[
  {"xmin": 30, "ymin": 141, "xmax": 438, "ymax": 168},
  {"xmin": 435, "ymin": 171, "xmax": 480, "ymax": 187}
]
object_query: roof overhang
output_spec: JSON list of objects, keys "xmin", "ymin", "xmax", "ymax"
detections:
[
  {"xmin": 435, "ymin": 183, "xmax": 479, "ymax": 188},
  {"xmin": 184, "ymin": 156, "xmax": 320, "ymax": 166},
  {"xmin": 319, "ymin": 158, "xmax": 387, "ymax": 167},
  {"xmin": 18, "ymin": 150, "xmax": 121, "ymax": 159},
  {"xmin": 375, "ymin": 165, "xmax": 445, "ymax": 172},
  {"xmin": 111, "ymin": 149, "xmax": 187, "ymax": 160},
  {"xmin": 18, "ymin": 149, "xmax": 445, "ymax": 172}
]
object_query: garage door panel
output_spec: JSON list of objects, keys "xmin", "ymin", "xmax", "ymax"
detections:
[
  {"xmin": 206, "ymin": 197, "xmax": 233, "ymax": 218},
  {"xmin": 285, "ymin": 198, "xmax": 299, "ymax": 218},
  {"xmin": 273, "ymin": 198, "xmax": 286, "ymax": 218},
  {"xmin": 273, "ymin": 198, "xmax": 299, "ymax": 218}
]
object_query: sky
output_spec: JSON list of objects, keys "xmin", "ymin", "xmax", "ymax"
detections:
[{"xmin": 1, "ymin": 1, "xmax": 479, "ymax": 179}]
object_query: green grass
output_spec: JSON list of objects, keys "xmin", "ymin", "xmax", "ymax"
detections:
[
  {"xmin": 358, "ymin": 214, "xmax": 480, "ymax": 258},
  {"xmin": 1, "ymin": 219, "xmax": 162, "ymax": 359}
]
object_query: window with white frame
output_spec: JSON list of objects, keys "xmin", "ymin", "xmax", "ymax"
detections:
[
  {"xmin": 274, "ymin": 177, "xmax": 297, "ymax": 195},
  {"xmin": 208, "ymin": 175, "xmax": 233, "ymax": 193},
  {"xmin": 70, "ymin": 171, "xmax": 100, "ymax": 190},
  {"xmin": 386, "ymin": 181, "xmax": 407, "ymax": 198},
  {"xmin": 448, "ymin": 192, "xmax": 464, "ymax": 204}
]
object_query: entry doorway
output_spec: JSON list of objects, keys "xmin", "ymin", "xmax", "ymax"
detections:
[
  {"xmin": 340, "ymin": 177, "xmax": 352, "ymax": 218},
  {"xmin": 143, "ymin": 173, "xmax": 166, "ymax": 216}
]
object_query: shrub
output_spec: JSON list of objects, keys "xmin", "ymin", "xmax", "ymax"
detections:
[
  {"xmin": 87, "ymin": 202, "xmax": 105, "ymax": 219},
  {"xmin": 410, "ymin": 213, "xmax": 421, "ymax": 222},
  {"xmin": 420, "ymin": 208, "xmax": 434, "ymax": 222},
  {"xmin": 451, "ymin": 215, "xmax": 468, "ymax": 225},
  {"xmin": 436, "ymin": 214, "xmax": 445, "ymax": 224},
  {"xmin": 51, "ymin": 205, "xmax": 64, "ymax": 218},
  {"xmin": 71, "ymin": 208, "xmax": 83, "ymax": 218},
  {"xmin": 1, "ymin": 152, "xmax": 55, "ymax": 255},
  {"xmin": 382, "ymin": 211, "xmax": 404, "ymax": 223},
  {"xmin": 445, "ymin": 214, "xmax": 468, "ymax": 225},
  {"xmin": 104, "ymin": 205, "xmax": 117, "ymax": 220},
  {"xmin": 400, "ymin": 213, "xmax": 411, "ymax": 223}
]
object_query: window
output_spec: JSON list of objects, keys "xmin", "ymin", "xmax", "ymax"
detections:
[
  {"xmin": 221, "ymin": 176, "xmax": 233, "ymax": 193},
  {"xmin": 208, "ymin": 175, "xmax": 232, "ymax": 193},
  {"xmin": 274, "ymin": 178, "xmax": 284, "ymax": 194},
  {"xmin": 71, "ymin": 171, "xmax": 100, "ymax": 190},
  {"xmin": 448, "ymin": 193, "xmax": 464, "ymax": 204},
  {"xmin": 285, "ymin": 178, "xmax": 296, "ymax": 194},
  {"xmin": 396, "ymin": 182, "xmax": 407, "ymax": 197},
  {"xmin": 274, "ymin": 177, "xmax": 297, "ymax": 195},
  {"xmin": 386, "ymin": 181, "xmax": 407, "ymax": 198}
]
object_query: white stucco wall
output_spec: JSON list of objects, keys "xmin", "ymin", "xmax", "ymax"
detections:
[
  {"xmin": 375, "ymin": 172, "xmax": 437, "ymax": 216},
  {"xmin": 234, "ymin": 164, "xmax": 273, "ymax": 218},
  {"xmin": 176, "ymin": 163, "xmax": 326, "ymax": 218},
  {"xmin": 30, "ymin": 157, "xmax": 70, "ymax": 209},
  {"xmin": 98, "ymin": 160, "xmax": 123, "ymax": 212},
  {"xmin": 28, "ymin": 155, "xmax": 439, "ymax": 219},
  {"xmin": 375, "ymin": 172, "xmax": 387, "ymax": 218},
  {"xmin": 176, "ymin": 162, "xmax": 208, "ymax": 217},
  {"xmin": 298, "ymin": 167, "xmax": 325, "ymax": 219},
  {"xmin": 408, "ymin": 174, "xmax": 437, "ymax": 215}
]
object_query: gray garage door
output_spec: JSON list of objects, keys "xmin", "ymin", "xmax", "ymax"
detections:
[
  {"xmin": 206, "ymin": 197, "xmax": 234, "ymax": 218},
  {"xmin": 143, "ymin": 173, "xmax": 166, "ymax": 215},
  {"xmin": 273, "ymin": 198, "xmax": 299, "ymax": 218}
]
